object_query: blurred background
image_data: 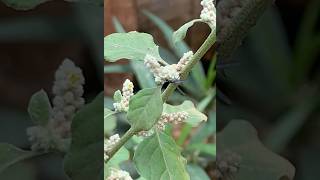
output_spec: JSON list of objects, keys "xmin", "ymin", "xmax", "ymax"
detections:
[
  {"xmin": 0, "ymin": 1, "xmax": 103, "ymax": 179},
  {"xmin": 217, "ymin": 0, "xmax": 320, "ymax": 179}
]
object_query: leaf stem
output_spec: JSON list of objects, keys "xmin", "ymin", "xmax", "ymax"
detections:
[
  {"xmin": 162, "ymin": 31, "xmax": 216, "ymax": 102},
  {"xmin": 105, "ymin": 127, "xmax": 136, "ymax": 163}
]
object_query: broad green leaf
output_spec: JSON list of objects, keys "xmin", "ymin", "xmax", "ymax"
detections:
[
  {"xmin": 105, "ymin": 147, "xmax": 129, "ymax": 177},
  {"xmin": 217, "ymin": 120, "xmax": 295, "ymax": 180},
  {"xmin": 127, "ymin": 88, "xmax": 163, "ymax": 131},
  {"xmin": 186, "ymin": 164, "xmax": 210, "ymax": 180},
  {"xmin": 28, "ymin": 89, "xmax": 51, "ymax": 126},
  {"xmin": 111, "ymin": 18, "xmax": 157, "ymax": 88},
  {"xmin": 64, "ymin": 93, "xmax": 104, "ymax": 180},
  {"xmin": 173, "ymin": 19, "xmax": 202, "ymax": 44},
  {"xmin": 104, "ymin": 108, "xmax": 116, "ymax": 135},
  {"xmin": 134, "ymin": 131, "xmax": 190, "ymax": 180},
  {"xmin": 0, "ymin": 143, "xmax": 41, "ymax": 173},
  {"xmin": 163, "ymin": 101, "xmax": 207, "ymax": 126},
  {"xmin": 104, "ymin": 32, "xmax": 161, "ymax": 62}
]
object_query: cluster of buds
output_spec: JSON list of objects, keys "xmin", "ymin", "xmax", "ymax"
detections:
[
  {"xmin": 138, "ymin": 111, "xmax": 189, "ymax": 137},
  {"xmin": 104, "ymin": 134, "xmax": 120, "ymax": 161},
  {"xmin": 113, "ymin": 79, "xmax": 134, "ymax": 112},
  {"xmin": 200, "ymin": 0, "xmax": 216, "ymax": 28},
  {"xmin": 144, "ymin": 52, "xmax": 193, "ymax": 85},
  {"xmin": 27, "ymin": 59, "xmax": 85, "ymax": 151},
  {"xmin": 106, "ymin": 168, "xmax": 133, "ymax": 180},
  {"xmin": 216, "ymin": 0, "xmax": 243, "ymax": 41},
  {"xmin": 213, "ymin": 150, "xmax": 242, "ymax": 179}
]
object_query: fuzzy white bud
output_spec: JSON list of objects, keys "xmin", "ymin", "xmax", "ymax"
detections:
[
  {"xmin": 104, "ymin": 134, "xmax": 121, "ymax": 160},
  {"xmin": 200, "ymin": 0, "xmax": 216, "ymax": 28},
  {"xmin": 107, "ymin": 168, "xmax": 133, "ymax": 180},
  {"xmin": 177, "ymin": 51, "xmax": 194, "ymax": 72},
  {"xmin": 113, "ymin": 79, "xmax": 134, "ymax": 112},
  {"xmin": 213, "ymin": 150, "xmax": 242, "ymax": 179}
]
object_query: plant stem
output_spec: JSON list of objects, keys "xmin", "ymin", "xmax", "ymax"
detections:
[
  {"xmin": 162, "ymin": 31, "xmax": 216, "ymax": 102},
  {"xmin": 107, "ymin": 30, "xmax": 216, "ymax": 162},
  {"xmin": 105, "ymin": 127, "xmax": 136, "ymax": 163}
]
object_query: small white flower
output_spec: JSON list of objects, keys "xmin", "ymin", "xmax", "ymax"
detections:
[
  {"xmin": 177, "ymin": 51, "xmax": 194, "ymax": 72},
  {"xmin": 104, "ymin": 134, "xmax": 121, "ymax": 160},
  {"xmin": 107, "ymin": 168, "xmax": 133, "ymax": 180},
  {"xmin": 144, "ymin": 54, "xmax": 181, "ymax": 85},
  {"xmin": 200, "ymin": 0, "xmax": 216, "ymax": 28},
  {"xmin": 113, "ymin": 79, "xmax": 134, "ymax": 112}
]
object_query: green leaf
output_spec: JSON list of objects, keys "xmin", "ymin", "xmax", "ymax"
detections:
[
  {"xmin": 189, "ymin": 111, "xmax": 216, "ymax": 144},
  {"xmin": 0, "ymin": 143, "xmax": 42, "ymax": 173},
  {"xmin": 111, "ymin": 18, "xmax": 157, "ymax": 88},
  {"xmin": 127, "ymin": 88, "xmax": 163, "ymax": 131},
  {"xmin": 104, "ymin": 108, "xmax": 116, "ymax": 135},
  {"xmin": 64, "ymin": 93, "xmax": 104, "ymax": 180},
  {"xmin": 218, "ymin": 120, "xmax": 295, "ymax": 180},
  {"xmin": 134, "ymin": 131, "xmax": 190, "ymax": 180},
  {"xmin": 113, "ymin": 90, "xmax": 122, "ymax": 103},
  {"xmin": 104, "ymin": 32, "xmax": 161, "ymax": 62},
  {"xmin": 105, "ymin": 147, "xmax": 129, "ymax": 177},
  {"xmin": 27, "ymin": 89, "xmax": 51, "ymax": 126},
  {"xmin": 173, "ymin": 19, "xmax": 202, "ymax": 44},
  {"xmin": 186, "ymin": 164, "xmax": 210, "ymax": 180},
  {"xmin": 163, "ymin": 101, "xmax": 207, "ymax": 126}
]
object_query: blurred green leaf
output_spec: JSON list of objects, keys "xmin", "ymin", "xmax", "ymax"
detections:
[
  {"xmin": 173, "ymin": 19, "xmax": 202, "ymax": 44},
  {"xmin": 27, "ymin": 89, "xmax": 51, "ymax": 126},
  {"xmin": 104, "ymin": 108, "xmax": 116, "ymax": 136},
  {"xmin": 218, "ymin": 120, "xmax": 295, "ymax": 180},
  {"xmin": 104, "ymin": 64, "xmax": 132, "ymax": 73},
  {"xmin": 64, "ymin": 93, "xmax": 104, "ymax": 180},
  {"xmin": 189, "ymin": 111, "xmax": 216, "ymax": 145},
  {"xmin": 105, "ymin": 147, "xmax": 129, "ymax": 177},
  {"xmin": 0, "ymin": 143, "xmax": 41, "ymax": 173},
  {"xmin": 187, "ymin": 143, "xmax": 216, "ymax": 157},
  {"xmin": 187, "ymin": 164, "xmax": 210, "ymax": 180}
]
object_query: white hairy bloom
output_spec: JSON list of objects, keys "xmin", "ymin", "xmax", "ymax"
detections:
[
  {"xmin": 144, "ymin": 55, "xmax": 181, "ymax": 85},
  {"xmin": 176, "ymin": 51, "xmax": 194, "ymax": 72},
  {"xmin": 104, "ymin": 134, "xmax": 121, "ymax": 160},
  {"xmin": 113, "ymin": 79, "xmax": 134, "ymax": 112},
  {"xmin": 213, "ymin": 150, "xmax": 242, "ymax": 179},
  {"xmin": 27, "ymin": 59, "xmax": 85, "ymax": 151},
  {"xmin": 107, "ymin": 168, "xmax": 133, "ymax": 180},
  {"xmin": 200, "ymin": 0, "xmax": 216, "ymax": 28},
  {"xmin": 138, "ymin": 112, "xmax": 188, "ymax": 136}
]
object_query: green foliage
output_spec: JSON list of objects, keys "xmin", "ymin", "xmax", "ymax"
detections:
[
  {"xmin": 173, "ymin": 19, "xmax": 202, "ymax": 44},
  {"xmin": 27, "ymin": 89, "xmax": 51, "ymax": 126},
  {"xmin": 104, "ymin": 108, "xmax": 116, "ymax": 136},
  {"xmin": 163, "ymin": 101, "xmax": 207, "ymax": 126},
  {"xmin": 104, "ymin": 32, "xmax": 161, "ymax": 62},
  {"xmin": 105, "ymin": 147, "xmax": 129, "ymax": 177},
  {"xmin": 127, "ymin": 88, "xmax": 163, "ymax": 131},
  {"xmin": 64, "ymin": 93, "xmax": 104, "ymax": 180},
  {"xmin": 134, "ymin": 131, "xmax": 190, "ymax": 180},
  {"xmin": 0, "ymin": 143, "xmax": 41, "ymax": 173},
  {"xmin": 218, "ymin": 120, "xmax": 295, "ymax": 180},
  {"xmin": 186, "ymin": 164, "xmax": 210, "ymax": 180}
]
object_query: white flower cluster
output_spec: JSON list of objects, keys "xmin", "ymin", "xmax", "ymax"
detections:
[
  {"xmin": 113, "ymin": 79, "xmax": 134, "ymax": 112},
  {"xmin": 104, "ymin": 134, "xmax": 120, "ymax": 161},
  {"xmin": 27, "ymin": 59, "xmax": 85, "ymax": 151},
  {"xmin": 144, "ymin": 52, "xmax": 193, "ymax": 85},
  {"xmin": 138, "ymin": 111, "xmax": 189, "ymax": 137},
  {"xmin": 200, "ymin": 0, "xmax": 216, "ymax": 28},
  {"xmin": 213, "ymin": 150, "xmax": 242, "ymax": 179},
  {"xmin": 106, "ymin": 168, "xmax": 133, "ymax": 180}
]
